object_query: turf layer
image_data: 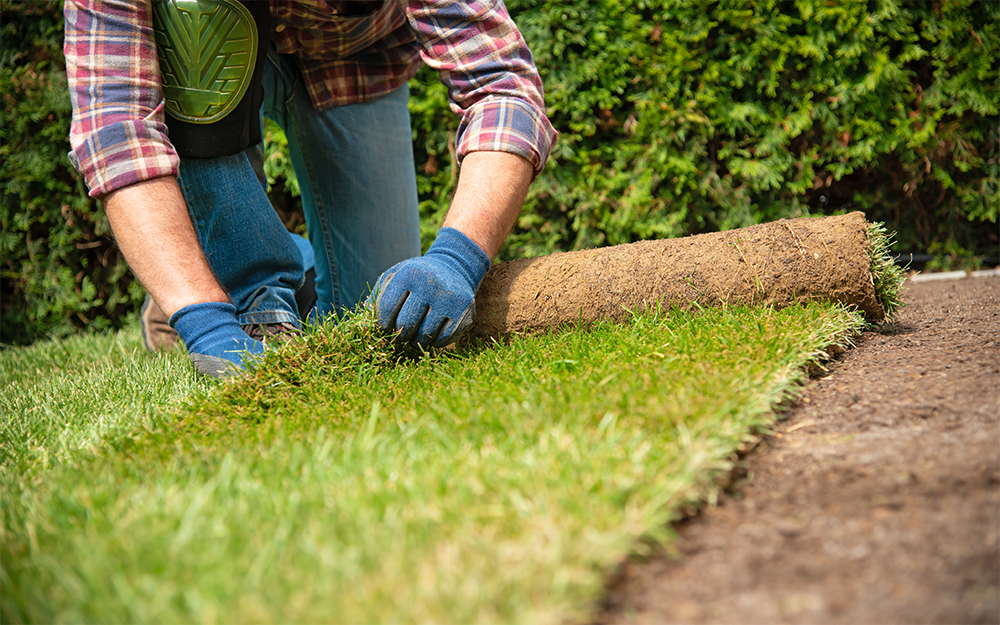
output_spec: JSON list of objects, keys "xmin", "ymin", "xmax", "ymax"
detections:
[{"xmin": 2, "ymin": 303, "xmax": 863, "ymax": 623}]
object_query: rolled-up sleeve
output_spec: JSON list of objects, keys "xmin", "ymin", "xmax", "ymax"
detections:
[
  {"xmin": 64, "ymin": 0, "xmax": 178, "ymax": 197},
  {"xmin": 400, "ymin": 0, "xmax": 557, "ymax": 175}
]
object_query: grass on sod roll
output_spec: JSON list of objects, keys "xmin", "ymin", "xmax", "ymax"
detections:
[
  {"xmin": 867, "ymin": 220, "xmax": 906, "ymax": 320},
  {"xmin": 2, "ymin": 302, "xmax": 864, "ymax": 624}
]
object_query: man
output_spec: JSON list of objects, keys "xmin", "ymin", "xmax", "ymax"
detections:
[{"xmin": 64, "ymin": 0, "xmax": 556, "ymax": 377}]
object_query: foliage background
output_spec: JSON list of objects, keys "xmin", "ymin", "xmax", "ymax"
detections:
[{"xmin": 3, "ymin": 0, "xmax": 998, "ymax": 345}]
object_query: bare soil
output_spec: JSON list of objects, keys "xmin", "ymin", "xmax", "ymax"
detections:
[
  {"xmin": 470, "ymin": 212, "xmax": 881, "ymax": 342},
  {"xmin": 596, "ymin": 275, "xmax": 1000, "ymax": 625}
]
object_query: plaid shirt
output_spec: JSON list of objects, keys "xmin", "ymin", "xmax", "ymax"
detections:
[{"xmin": 65, "ymin": 0, "xmax": 557, "ymax": 197}]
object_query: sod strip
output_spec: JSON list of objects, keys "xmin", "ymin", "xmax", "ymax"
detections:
[
  {"xmin": 468, "ymin": 212, "xmax": 901, "ymax": 343},
  {"xmin": 2, "ymin": 303, "xmax": 863, "ymax": 624},
  {"xmin": 0, "ymin": 328, "xmax": 211, "ymax": 477}
]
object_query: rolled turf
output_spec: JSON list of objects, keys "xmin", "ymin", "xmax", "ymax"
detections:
[{"xmin": 469, "ymin": 211, "xmax": 902, "ymax": 342}]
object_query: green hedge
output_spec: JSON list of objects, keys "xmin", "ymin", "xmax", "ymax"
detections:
[
  {"xmin": 483, "ymin": 0, "xmax": 998, "ymax": 259},
  {"xmin": 1, "ymin": 0, "xmax": 143, "ymax": 346},
  {"xmin": 3, "ymin": 0, "xmax": 997, "ymax": 345}
]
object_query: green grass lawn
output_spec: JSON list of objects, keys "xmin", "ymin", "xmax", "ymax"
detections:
[{"xmin": 1, "ymin": 303, "xmax": 864, "ymax": 623}]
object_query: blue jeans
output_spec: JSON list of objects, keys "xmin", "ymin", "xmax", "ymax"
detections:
[{"xmin": 176, "ymin": 47, "xmax": 422, "ymax": 325}]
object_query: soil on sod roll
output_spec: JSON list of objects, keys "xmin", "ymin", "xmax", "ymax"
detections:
[
  {"xmin": 469, "ymin": 211, "xmax": 883, "ymax": 343},
  {"xmin": 595, "ymin": 275, "xmax": 1000, "ymax": 625}
]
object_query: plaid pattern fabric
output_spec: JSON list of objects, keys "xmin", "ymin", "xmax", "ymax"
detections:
[{"xmin": 65, "ymin": 0, "xmax": 557, "ymax": 198}]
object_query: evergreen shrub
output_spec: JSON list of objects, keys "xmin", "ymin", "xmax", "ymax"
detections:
[
  {"xmin": 3, "ymin": 0, "xmax": 997, "ymax": 344},
  {"xmin": 1, "ymin": 0, "xmax": 141, "ymax": 345},
  {"xmin": 431, "ymin": 0, "xmax": 996, "ymax": 260}
]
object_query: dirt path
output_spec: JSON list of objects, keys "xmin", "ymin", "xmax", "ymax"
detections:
[{"xmin": 597, "ymin": 275, "xmax": 1000, "ymax": 624}]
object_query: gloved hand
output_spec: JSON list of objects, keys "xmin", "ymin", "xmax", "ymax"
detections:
[
  {"xmin": 169, "ymin": 301, "xmax": 266, "ymax": 378},
  {"xmin": 372, "ymin": 227, "xmax": 490, "ymax": 348}
]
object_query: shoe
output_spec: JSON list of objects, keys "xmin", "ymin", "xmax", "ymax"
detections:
[
  {"xmin": 241, "ymin": 321, "xmax": 300, "ymax": 347},
  {"xmin": 140, "ymin": 294, "xmax": 179, "ymax": 352}
]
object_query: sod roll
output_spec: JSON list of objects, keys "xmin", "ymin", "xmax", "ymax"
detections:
[{"xmin": 468, "ymin": 211, "xmax": 884, "ymax": 342}]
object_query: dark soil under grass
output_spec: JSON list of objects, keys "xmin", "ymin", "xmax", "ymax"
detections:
[{"xmin": 596, "ymin": 275, "xmax": 1000, "ymax": 624}]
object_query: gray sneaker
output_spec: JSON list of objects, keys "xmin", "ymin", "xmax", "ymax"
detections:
[{"xmin": 140, "ymin": 294, "xmax": 179, "ymax": 352}]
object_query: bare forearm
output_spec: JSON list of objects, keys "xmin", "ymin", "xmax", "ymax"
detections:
[
  {"xmin": 104, "ymin": 176, "xmax": 227, "ymax": 318},
  {"xmin": 443, "ymin": 151, "xmax": 534, "ymax": 259}
]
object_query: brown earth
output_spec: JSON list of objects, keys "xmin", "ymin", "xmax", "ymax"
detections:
[
  {"xmin": 470, "ymin": 212, "xmax": 882, "ymax": 343},
  {"xmin": 596, "ymin": 274, "xmax": 1000, "ymax": 625}
]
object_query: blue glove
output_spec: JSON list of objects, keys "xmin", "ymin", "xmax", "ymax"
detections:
[
  {"xmin": 373, "ymin": 227, "xmax": 490, "ymax": 348},
  {"xmin": 169, "ymin": 301, "xmax": 266, "ymax": 378}
]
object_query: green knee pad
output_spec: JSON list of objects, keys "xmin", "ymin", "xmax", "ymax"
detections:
[{"xmin": 151, "ymin": 0, "xmax": 270, "ymax": 158}]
